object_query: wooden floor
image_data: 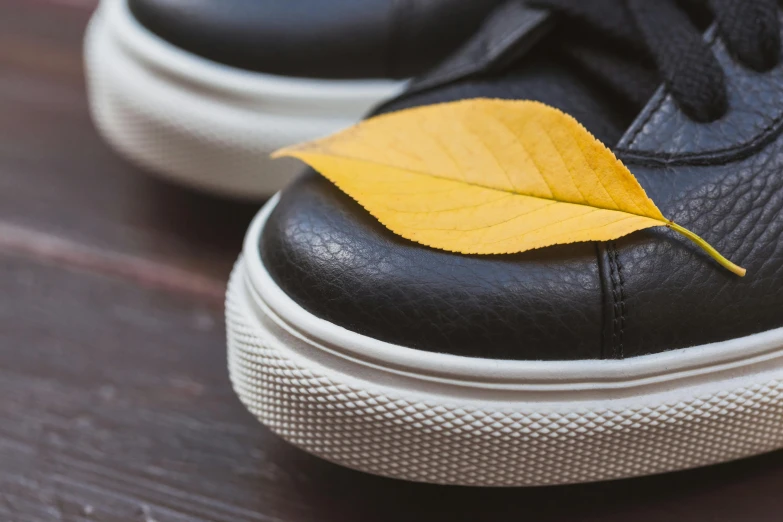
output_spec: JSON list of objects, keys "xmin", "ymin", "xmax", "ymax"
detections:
[{"xmin": 2, "ymin": 0, "xmax": 783, "ymax": 520}]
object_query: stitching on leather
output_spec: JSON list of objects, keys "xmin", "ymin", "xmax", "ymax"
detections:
[
  {"xmin": 614, "ymin": 245, "xmax": 626, "ymax": 360},
  {"xmin": 623, "ymin": 27, "xmax": 720, "ymax": 150},
  {"xmin": 607, "ymin": 243, "xmax": 626, "ymax": 359},
  {"xmin": 624, "ymin": 87, "xmax": 668, "ymax": 149},
  {"xmin": 617, "ymin": 109, "xmax": 783, "ymax": 166},
  {"xmin": 615, "ymin": 21, "xmax": 783, "ymax": 166},
  {"xmin": 607, "ymin": 244, "xmax": 620, "ymax": 359},
  {"xmin": 595, "ymin": 242, "xmax": 608, "ymax": 360}
]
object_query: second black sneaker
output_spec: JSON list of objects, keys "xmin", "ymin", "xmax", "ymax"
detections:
[
  {"xmin": 84, "ymin": 0, "xmax": 502, "ymax": 197},
  {"xmin": 228, "ymin": 0, "xmax": 783, "ymax": 485}
]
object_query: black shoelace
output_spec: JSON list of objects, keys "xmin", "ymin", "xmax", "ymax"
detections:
[{"xmin": 530, "ymin": 0, "xmax": 781, "ymax": 122}]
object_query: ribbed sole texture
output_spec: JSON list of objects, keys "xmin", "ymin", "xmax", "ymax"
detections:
[{"xmin": 226, "ymin": 258, "xmax": 783, "ymax": 486}]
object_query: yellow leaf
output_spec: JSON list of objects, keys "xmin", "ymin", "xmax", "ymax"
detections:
[{"xmin": 273, "ymin": 99, "xmax": 745, "ymax": 277}]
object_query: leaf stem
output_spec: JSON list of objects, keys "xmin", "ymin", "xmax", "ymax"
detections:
[{"xmin": 666, "ymin": 222, "xmax": 746, "ymax": 277}]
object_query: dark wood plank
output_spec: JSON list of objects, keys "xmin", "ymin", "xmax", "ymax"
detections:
[
  {"xmin": 0, "ymin": 0, "xmax": 259, "ymax": 287},
  {"xmin": 4, "ymin": 252, "xmax": 783, "ymax": 522},
  {"xmin": 0, "ymin": 254, "xmax": 306, "ymax": 522}
]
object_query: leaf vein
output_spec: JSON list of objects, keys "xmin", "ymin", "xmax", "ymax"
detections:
[{"xmin": 294, "ymin": 151, "xmax": 664, "ymax": 220}]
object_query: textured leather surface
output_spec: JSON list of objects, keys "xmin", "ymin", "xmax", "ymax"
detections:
[
  {"xmin": 262, "ymin": 173, "xmax": 604, "ymax": 361},
  {"xmin": 260, "ymin": 11, "xmax": 783, "ymax": 360},
  {"xmin": 260, "ymin": 52, "xmax": 638, "ymax": 362},
  {"xmin": 606, "ymin": 148, "xmax": 783, "ymax": 358},
  {"xmin": 601, "ymin": 15, "xmax": 783, "ymax": 357},
  {"xmin": 616, "ymin": 17, "xmax": 783, "ymax": 162},
  {"xmin": 128, "ymin": 0, "xmax": 503, "ymax": 79}
]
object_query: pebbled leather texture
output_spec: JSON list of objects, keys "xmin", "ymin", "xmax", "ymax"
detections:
[
  {"xmin": 262, "ymin": 172, "xmax": 604, "ymax": 361},
  {"xmin": 616, "ymin": 17, "xmax": 783, "ymax": 163},
  {"xmin": 600, "ymin": 15, "xmax": 783, "ymax": 358},
  {"xmin": 128, "ymin": 0, "xmax": 503, "ymax": 79},
  {"xmin": 604, "ymin": 149, "xmax": 783, "ymax": 358},
  {"xmin": 259, "ymin": 12, "xmax": 783, "ymax": 360},
  {"xmin": 260, "ymin": 52, "xmax": 640, "ymax": 362}
]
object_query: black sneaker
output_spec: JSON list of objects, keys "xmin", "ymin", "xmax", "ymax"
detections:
[
  {"xmin": 227, "ymin": 0, "xmax": 783, "ymax": 485},
  {"xmin": 84, "ymin": 0, "xmax": 501, "ymax": 198}
]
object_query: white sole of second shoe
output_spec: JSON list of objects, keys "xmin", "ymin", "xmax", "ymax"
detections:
[
  {"xmin": 83, "ymin": 0, "xmax": 406, "ymax": 198},
  {"xmin": 226, "ymin": 195, "xmax": 783, "ymax": 486}
]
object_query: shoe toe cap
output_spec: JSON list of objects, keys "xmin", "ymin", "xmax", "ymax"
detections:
[{"xmin": 260, "ymin": 171, "xmax": 606, "ymax": 361}]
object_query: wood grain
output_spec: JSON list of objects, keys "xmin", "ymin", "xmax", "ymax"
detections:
[
  {"xmin": 1, "ymin": 0, "xmax": 783, "ymax": 520},
  {"xmin": 0, "ymin": 0, "xmax": 259, "ymax": 287}
]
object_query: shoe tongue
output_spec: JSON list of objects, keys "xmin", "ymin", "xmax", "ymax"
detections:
[{"xmin": 380, "ymin": 9, "xmax": 661, "ymax": 147}]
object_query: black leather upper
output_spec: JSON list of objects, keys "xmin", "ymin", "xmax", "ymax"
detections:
[
  {"xmin": 260, "ymin": 9, "xmax": 783, "ymax": 361},
  {"xmin": 128, "ymin": 0, "xmax": 504, "ymax": 79},
  {"xmin": 263, "ymin": 173, "xmax": 605, "ymax": 361}
]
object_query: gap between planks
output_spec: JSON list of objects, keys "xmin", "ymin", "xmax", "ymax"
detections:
[{"xmin": 0, "ymin": 223, "xmax": 226, "ymax": 305}]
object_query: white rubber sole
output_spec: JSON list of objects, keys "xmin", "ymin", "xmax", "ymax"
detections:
[
  {"xmin": 226, "ymin": 195, "xmax": 783, "ymax": 486},
  {"xmin": 83, "ymin": 0, "xmax": 406, "ymax": 199}
]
